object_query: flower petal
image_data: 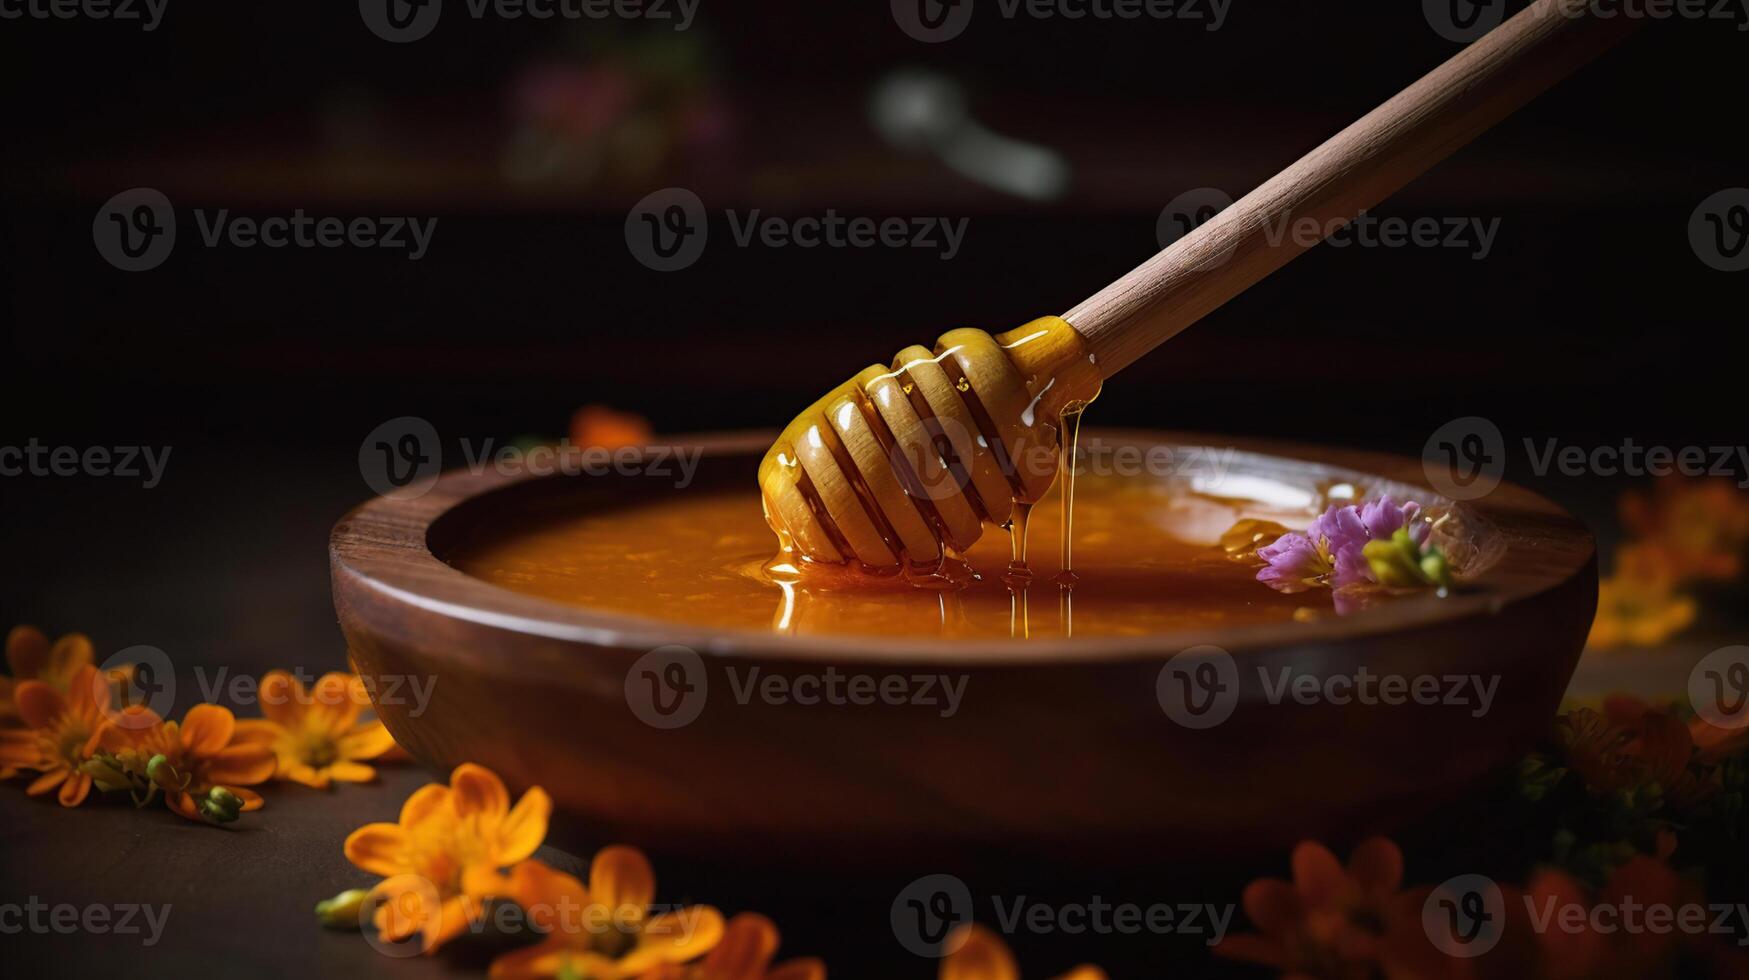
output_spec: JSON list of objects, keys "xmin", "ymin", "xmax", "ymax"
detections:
[
  {"xmin": 618, "ymin": 906, "xmax": 725, "ymax": 973},
  {"xmin": 207, "ymin": 743, "xmax": 276, "ymax": 786},
  {"xmin": 257, "ymin": 670, "xmax": 306, "ymax": 728},
  {"xmin": 492, "ymin": 786, "xmax": 551, "ymax": 866},
  {"xmin": 345, "ymin": 823, "xmax": 411, "ymax": 876},
  {"xmin": 1347, "ymin": 837, "xmax": 1404, "ymax": 898},
  {"xmin": 507, "ymin": 861, "xmax": 589, "ymax": 927},
  {"xmin": 45, "ymin": 633, "xmax": 95, "ymax": 689},
  {"xmin": 768, "ymin": 959, "xmax": 829, "ymax": 980},
  {"xmin": 400, "ymin": 783, "xmax": 450, "ymax": 826},
  {"xmin": 328, "ymin": 761, "xmax": 377, "ymax": 783},
  {"xmin": 15, "ymin": 680, "xmax": 67, "ymax": 731},
  {"xmin": 227, "ymin": 786, "xmax": 266, "ymax": 810},
  {"xmin": 1291, "ymin": 840, "xmax": 1347, "ymax": 906},
  {"xmin": 589, "ymin": 845, "xmax": 656, "ymax": 922},
  {"xmin": 337, "ymin": 722, "xmax": 399, "ymax": 761},
  {"xmin": 25, "ymin": 768, "xmax": 68, "ymax": 796},
  {"xmin": 1241, "ymin": 879, "xmax": 1304, "ymax": 936},
  {"xmin": 231, "ymin": 718, "xmax": 284, "ymax": 746},
  {"xmin": 701, "ymin": 912, "xmax": 780, "ymax": 980},
  {"xmin": 6, "ymin": 625, "xmax": 50, "ymax": 679},
  {"xmin": 311, "ymin": 672, "xmax": 365, "ymax": 732},
  {"xmin": 65, "ymin": 661, "xmax": 108, "ymax": 717},
  {"xmin": 0, "ymin": 729, "xmax": 49, "ymax": 766},
  {"xmin": 422, "ymin": 894, "xmax": 479, "ymax": 953},
  {"xmin": 180, "ymin": 704, "xmax": 237, "ymax": 756},
  {"xmin": 940, "ymin": 924, "xmax": 1018, "ymax": 980},
  {"xmin": 59, "ymin": 771, "xmax": 92, "ymax": 807},
  {"xmin": 283, "ymin": 763, "xmax": 330, "ymax": 789},
  {"xmin": 450, "ymin": 763, "xmax": 510, "ymax": 821}
]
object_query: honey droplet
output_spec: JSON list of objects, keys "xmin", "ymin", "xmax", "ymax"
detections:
[
  {"xmin": 955, "ymin": 376, "xmax": 971, "ymax": 392},
  {"xmin": 1219, "ymin": 518, "xmax": 1292, "ymax": 560}
]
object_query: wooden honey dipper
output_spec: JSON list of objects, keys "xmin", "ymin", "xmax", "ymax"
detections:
[{"xmin": 761, "ymin": 0, "xmax": 1637, "ymax": 574}]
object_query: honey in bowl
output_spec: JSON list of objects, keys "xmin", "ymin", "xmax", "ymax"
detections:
[{"xmin": 446, "ymin": 463, "xmax": 1394, "ymax": 640}]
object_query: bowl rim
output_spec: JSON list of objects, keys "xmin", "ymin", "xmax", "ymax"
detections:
[{"xmin": 330, "ymin": 428, "xmax": 1595, "ymax": 666}]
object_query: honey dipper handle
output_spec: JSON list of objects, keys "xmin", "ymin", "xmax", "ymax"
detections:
[{"xmin": 1064, "ymin": 0, "xmax": 1637, "ymax": 376}]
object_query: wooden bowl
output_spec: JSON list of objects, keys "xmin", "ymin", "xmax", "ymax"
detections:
[{"xmin": 330, "ymin": 430, "xmax": 1595, "ymax": 867}]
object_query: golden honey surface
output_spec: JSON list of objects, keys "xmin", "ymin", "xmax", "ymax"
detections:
[{"xmin": 447, "ymin": 470, "xmax": 1324, "ymax": 640}]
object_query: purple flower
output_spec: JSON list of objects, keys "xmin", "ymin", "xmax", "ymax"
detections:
[{"xmin": 1256, "ymin": 496, "xmax": 1433, "ymax": 592}]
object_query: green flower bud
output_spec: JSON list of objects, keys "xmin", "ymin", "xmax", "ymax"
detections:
[
  {"xmin": 314, "ymin": 888, "xmax": 372, "ymax": 930},
  {"xmin": 200, "ymin": 785, "xmax": 244, "ymax": 824},
  {"xmin": 80, "ymin": 754, "xmax": 132, "ymax": 794},
  {"xmin": 145, "ymin": 754, "xmax": 180, "ymax": 791}
]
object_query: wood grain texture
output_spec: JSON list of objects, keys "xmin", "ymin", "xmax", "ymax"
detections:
[
  {"xmin": 1066, "ymin": 0, "xmax": 1640, "ymax": 376},
  {"xmin": 331, "ymin": 431, "xmax": 1595, "ymax": 866}
]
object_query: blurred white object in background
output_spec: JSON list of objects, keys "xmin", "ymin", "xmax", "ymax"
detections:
[{"xmin": 871, "ymin": 68, "xmax": 1070, "ymax": 201}]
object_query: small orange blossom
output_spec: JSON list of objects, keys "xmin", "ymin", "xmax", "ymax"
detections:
[
  {"xmin": 346, "ymin": 762, "xmax": 551, "ymax": 952},
  {"xmin": 489, "ymin": 846, "xmax": 724, "ymax": 979},
  {"xmin": 234, "ymin": 670, "xmax": 398, "ymax": 788},
  {"xmin": 0, "ymin": 664, "xmax": 111, "ymax": 805},
  {"xmin": 638, "ymin": 912, "xmax": 823, "ymax": 980},
  {"xmin": 101, "ymin": 702, "xmax": 277, "ymax": 821},
  {"xmin": 939, "ymin": 924, "xmax": 1104, "ymax": 980}
]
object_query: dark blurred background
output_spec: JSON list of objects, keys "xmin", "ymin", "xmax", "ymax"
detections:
[
  {"xmin": 4, "ymin": 0, "xmax": 1744, "ymax": 634},
  {"xmin": 0, "ymin": 4, "xmax": 1745, "ymax": 975}
]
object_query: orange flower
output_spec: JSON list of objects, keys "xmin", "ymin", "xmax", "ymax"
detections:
[
  {"xmin": 939, "ymin": 924, "xmax": 1104, "ymax": 980},
  {"xmin": 1620, "ymin": 477, "xmax": 1749, "ymax": 583},
  {"xmin": 0, "ymin": 664, "xmax": 111, "ymax": 805},
  {"xmin": 635, "ymin": 912, "xmax": 819, "ymax": 980},
  {"xmin": 571, "ymin": 404, "xmax": 653, "ymax": 449},
  {"xmin": 233, "ymin": 671, "xmax": 398, "ymax": 788},
  {"xmin": 345, "ymin": 763, "xmax": 551, "ymax": 952},
  {"xmin": 1587, "ymin": 546, "xmax": 1698, "ymax": 649},
  {"xmin": 488, "ymin": 846, "xmax": 724, "ymax": 979},
  {"xmin": 1216, "ymin": 837, "xmax": 1456, "ymax": 980},
  {"xmin": 1488, "ymin": 856, "xmax": 1746, "ymax": 980},
  {"xmin": 1556, "ymin": 705, "xmax": 1717, "ymax": 811},
  {"xmin": 101, "ymin": 703, "xmax": 277, "ymax": 821},
  {"xmin": 2, "ymin": 626, "xmax": 133, "ymax": 731}
]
